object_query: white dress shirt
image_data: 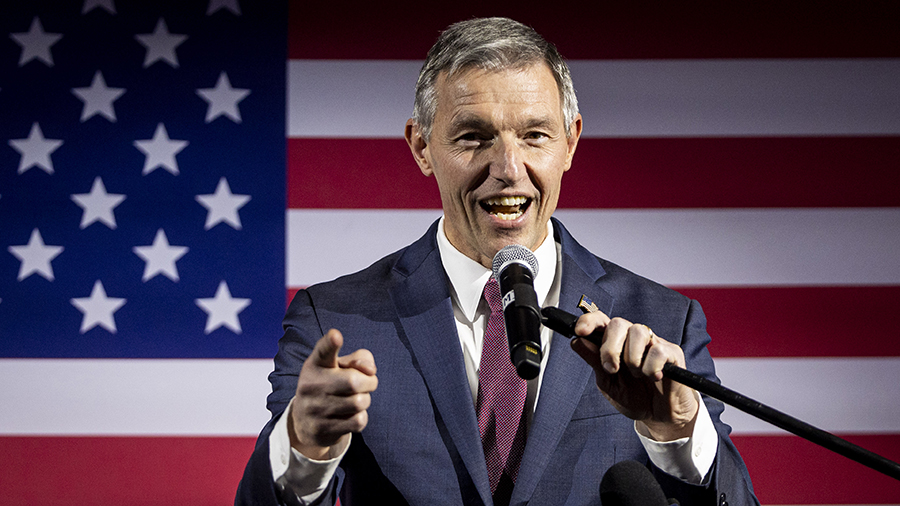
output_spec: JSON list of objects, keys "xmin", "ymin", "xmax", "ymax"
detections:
[{"xmin": 269, "ymin": 218, "xmax": 717, "ymax": 503}]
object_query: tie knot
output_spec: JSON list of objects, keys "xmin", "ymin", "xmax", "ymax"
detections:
[{"xmin": 483, "ymin": 277, "xmax": 504, "ymax": 315}]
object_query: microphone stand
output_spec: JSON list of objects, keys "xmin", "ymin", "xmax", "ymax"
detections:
[{"xmin": 540, "ymin": 306, "xmax": 900, "ymax": 482}]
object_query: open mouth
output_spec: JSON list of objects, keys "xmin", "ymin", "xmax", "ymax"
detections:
[{"xmin": 480, "ymin": 196, "xmax": 531, "ymax": 221}]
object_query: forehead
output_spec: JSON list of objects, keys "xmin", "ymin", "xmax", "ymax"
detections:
[{"xmin": 434, "ymin": 63, "xmax": 563, "ymax": 121}]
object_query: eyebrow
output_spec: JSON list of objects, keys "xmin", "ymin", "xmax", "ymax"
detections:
[
  {"xmin": 446, "ymin": 115, "xmax": 495, "ymax": 136},
  {"xmin": 446, "ymin": 114, "xmax": 559, "ymax": 136},
  {"xmin": 521, "ymin": 117, "xmax": 557, "ymax": 132}
]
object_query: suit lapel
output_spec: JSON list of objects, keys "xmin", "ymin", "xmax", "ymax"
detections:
[
  {"xmin": 389, "ymin": 226, "xmax": 493, "ymax": 506},
  {"xmin": 511, "ymin": 219, "xmax": 617, "ymax": 505},
  {"xmin": 388, "ymin": 219, "xmax": 618, "ymax": 506}
]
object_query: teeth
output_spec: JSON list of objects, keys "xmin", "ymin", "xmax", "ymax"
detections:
[
  {"xmin": 495, "ymin": 211, "xmax": 523, "ymax": 220},
  {"xmin": 482, "ymin": 196, "xmax": 528, "ymax": 220},
  {"xmin": 484, "ymin": 196, "xmax": 527, "ymax": 206}
]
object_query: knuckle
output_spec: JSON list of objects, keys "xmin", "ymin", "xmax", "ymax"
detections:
[
  {"xmin": 586, "ymin": 312, "xmax": 606, "ymax": 325},
  {"xmin": 608, "ymin": 317, "xmax": 630, "ymax": 331},
  {"xmin": 342, "ymin": 410, "xmax": 368, "ymax": 433},
  {"xmin": 345, "ymin": 373, "xmax": 364, "ymax": 393},
  {"xmin": 355, "ymin": 393, "xmax": 371, "ymax": 411},
  {"xmin": 353, "ymin": 410, "xmax": 369, "ymax": 430},
  {"xmin": 646, "ymin": 344, "xmax": 666, "ymax": 360}
]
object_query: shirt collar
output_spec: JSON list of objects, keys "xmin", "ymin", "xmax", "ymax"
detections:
[{"xmin": 436, "ymin": 217, "xmax": 558, "ymax": 322}]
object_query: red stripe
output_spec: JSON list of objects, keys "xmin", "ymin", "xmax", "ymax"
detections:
[
  {"xmin": 4, "ymin": 434, "xmax": 897, "ymax": 504},
  {"xmin": 732, "ymin": 434, "xmax": 900, "ymax": 504},
  {"xmin": 565, "ymin": 137, "xmax": 900, "ymax": 209},
  {"xmin": 289, "ymin": 2, "xmax": 900, "ymax": 60},
  {"xmin": 287, "ymin": 138, "xmax": 441, "ymax": 209},
  {"xmin": 0, "ymin": 436, "xmax": 256, "ymax": 506},
  {"xmin": 287, "ymin": 137, "xmax": 900, "ymax": 209},
  {"xmin": 676, "ymin": 286, "xmax": 900, "ymax": 358},
  {"xmin": 285, "ymin": 286, "xmax": 900, "ymax": 358}
]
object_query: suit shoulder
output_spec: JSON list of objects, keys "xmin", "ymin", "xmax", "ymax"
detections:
[
  {"xmin": 595, "ymin": 256, "xmax": 691, "ymax": 308},
  {"xmin": 284, "ymin": 249, "xmax": 405, "ymax": 332},
  {"xmin": 555, "ymin": 218, "xmax": 690, "ymax": 308}
]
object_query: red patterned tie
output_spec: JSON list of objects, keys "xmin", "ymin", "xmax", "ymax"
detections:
[{"xmin": 477, "ymin": 277, "xmax": 528, "ymax": 497}]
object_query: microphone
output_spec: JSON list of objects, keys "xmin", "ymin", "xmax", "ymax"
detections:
[
  {"xmin": 600, "ymin": 460, "xmax": 674, "ymax": 506},
  {"xmin": 491, "ymin": 244, "xmax": 542, "ymax": 380}
]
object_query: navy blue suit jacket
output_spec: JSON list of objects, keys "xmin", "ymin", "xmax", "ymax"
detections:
[{"xmin": 236, "ymin": 219, "xmax": 758, "ymax": 505}]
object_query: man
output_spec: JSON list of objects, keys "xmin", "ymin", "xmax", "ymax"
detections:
[{"xmin": 237, "ymin": 17, "xmax": 758, "ymax": 506}]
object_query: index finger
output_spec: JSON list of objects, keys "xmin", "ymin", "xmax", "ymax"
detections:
[
  {"xmin": 573, "ymin": 311, "xmax": 611, "ymax": 343},
  {"xmin": 310, "ymin": 329, "xmax": 343, "ymax": 369}
]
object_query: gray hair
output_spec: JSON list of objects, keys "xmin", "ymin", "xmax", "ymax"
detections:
[{"xmin": 412, "ymin": 17, "xmax": 579, "ymax": 140}]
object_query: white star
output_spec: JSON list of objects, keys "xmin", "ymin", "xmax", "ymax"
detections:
[
  {"xmin": 71, "ymin": 280, "xmax": 126, "ymax": 333},
  {"xmin": 196, "ymin": 72, "xmax": 250, "ymax": 123},
  {"xmin": 72, "ymin": 71, "xmax": 126, "ymax": 122},
  {"xmin": 207, "ymin": 0, "xmax": 241, "ymax": 15},
  {"xmin": 71, "ymin": 176, "xmax": 126, "ymax": 229},
  {"xmin": 82, "ymin": 0, "xmax": 116, "ymax": 14},
  {"xmin": 8, "ymin": 229, "xmax": 64, "ymax": 281},
  {"xmin": 8, "ymin": 123, "xmax": 63, "ymax": 175},
  {"xmin": 10, "ymin": 17, "xmax": 62, "ymax": 67},
  {"xmin": 195, "ymin": 177, "xmax": 251, "ymax": 230},
  {"xmin": 133, "ymin": 123, "xmax": 188, "ymax": 175},
  {"xmin": 195, "ymin": 281, "xmax": 250, "ymax": 334},
  {"xmin": 132, "ymin": 229, "xmax": 189, "ymax": 282},
  {"xmin": 135, "ymin": 18, "xmax": 187, "ymax": 68}
]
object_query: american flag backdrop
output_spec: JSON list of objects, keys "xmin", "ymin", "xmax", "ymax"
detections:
[
  {"xmin": 1, "ymin": 1, "xmax": 285, "ymax": 504},
  {"xmin": 3, "ymin": 1, "xmax": 900, "ymax": 505}
]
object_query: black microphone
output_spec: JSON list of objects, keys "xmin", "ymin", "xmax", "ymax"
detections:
[
  {"xmin": 600, "ymin": 460, "xmax": 675, "ymax": 506},
  {"xmin": 491, "ymin": 244, "xmax": 542, "ymax": 380}
]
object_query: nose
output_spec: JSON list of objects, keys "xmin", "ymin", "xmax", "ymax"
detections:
[{"xmin": 488, "ymin": 136, "xmax": 525, "ymax": 184}]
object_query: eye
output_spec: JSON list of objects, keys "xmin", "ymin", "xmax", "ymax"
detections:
[
  {"xmin": 524, "ymin": 131, "xmax": 549, "ymax": 144},
  {"xmin": 455, "ymin": 132, "xmax": 491, "ymax": 148}
]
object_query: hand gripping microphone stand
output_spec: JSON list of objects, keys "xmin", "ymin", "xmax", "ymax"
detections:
[{"xmin": 540, "ymin": 306, "xmax": 900, "ymax": 482}]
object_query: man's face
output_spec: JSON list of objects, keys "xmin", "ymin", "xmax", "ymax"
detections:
[{"xmin": 406, "ymin": 63, "xmax": 582, "ymax": 268}]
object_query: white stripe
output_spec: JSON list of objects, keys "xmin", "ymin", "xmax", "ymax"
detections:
[
  {"xmin": 287, "ymin": 59, "xmax": 900, "ymax": 138},
  {"xmin": 287, "ymin": 209, "xmax": 442, "ymax": 286},
  {"xmin": 2, "ymin": 358, "xmax": 897, "ymax": 436},
  {"xmin": 0, "ymin": 359, "xmax": 272, "ymax": 435},
  {"xmin": 717, "ymin": 358, "xmax": 900, "ymax": 435},
  {"xmin": 288, "ymin": 60, "xmax": 421, "ymax": 138},
  {"xmin": 287, "ymin": 208, "xmax": 900, "ymax": 288},
  {"xmin": 570, "ymin": 59, "xmax": 900, "ymax": 137}
]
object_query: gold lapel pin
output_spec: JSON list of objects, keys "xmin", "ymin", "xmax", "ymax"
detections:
[{"xmin": 577, "ymin": 294, "xmax": 599, "ymax": 314}]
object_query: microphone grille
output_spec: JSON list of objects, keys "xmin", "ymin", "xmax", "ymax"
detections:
[
  {"xmin": 491, "ymin": 244, "xmax": 539, "ymax": 279},
  {"xmin": 600, "ymin": 460, "xmax": 669, "ymax": 506}
]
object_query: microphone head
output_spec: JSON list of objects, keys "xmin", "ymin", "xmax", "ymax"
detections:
[
  {"xmin": 600, "ymin": 460, "xmax": 669, "ymax": 506},
  {"xmin": 491, "ymin": 244, "xmax": 539, "ymax": 281}
]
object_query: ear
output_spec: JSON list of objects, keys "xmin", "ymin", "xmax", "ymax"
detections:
[
  {"xmin": 563, "ymin": 114, "xmax": 583, "ymax": 172},
  {"xmin": 405, "ymin": 119, "xmax": 433, "ymax": 177}
]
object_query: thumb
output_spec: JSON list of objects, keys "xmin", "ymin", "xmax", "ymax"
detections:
[{"xmin": 311, "ymin": 329, "xmax": 343, "ymax": 368}]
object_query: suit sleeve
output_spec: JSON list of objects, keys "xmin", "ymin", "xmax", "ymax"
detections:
[
  {"xmin": 653, "ymin": 298, "xmax": 761, "ymax": 506},
  {"xmin": 235, "ymin": 290, "xmax": 345, "ymax": 506}
]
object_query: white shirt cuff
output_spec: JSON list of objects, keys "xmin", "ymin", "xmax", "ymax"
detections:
[
  {"xmin": 634, "ymin": 391, "xmax": 718, "ymax": 484},
  {"xmin": 269, "ymin": 399, "xmax": 348, "ymax": 503}
]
